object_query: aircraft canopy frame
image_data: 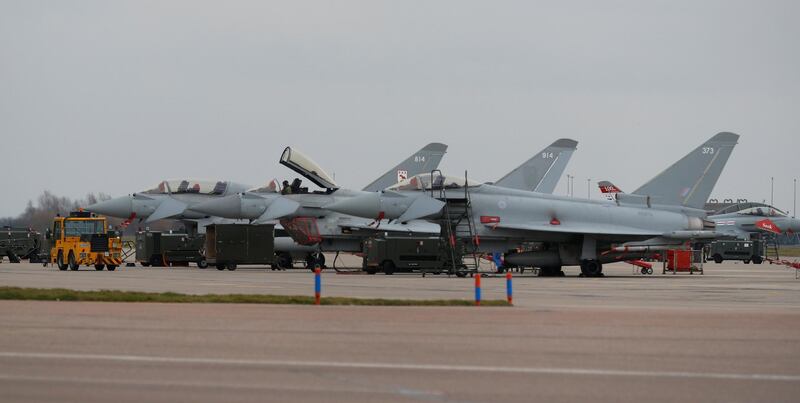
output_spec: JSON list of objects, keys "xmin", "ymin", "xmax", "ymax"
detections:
[{"xmin": 279, "ymin": 147, "xmax": 338, "ymax": 190}]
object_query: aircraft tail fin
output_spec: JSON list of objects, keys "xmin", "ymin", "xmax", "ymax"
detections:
[
  {"xmin": 598, "ymin": 180, "xmax": 623, "ymax": 201},
  {"xmin": 494, "ymin": 138, "xmax": 578, "ymax": 193},
  {"xmin": 633, "ymin": 132, "xmax": 739, "ymax": 210},
  {"xmin": 361, "ymin": 143, "xmax": 448, "ymax": 192}
]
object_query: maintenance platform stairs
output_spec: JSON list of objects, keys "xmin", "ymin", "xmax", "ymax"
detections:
[{"xmin": 430, "ymin": 170, "xmax": 481, "ymax": 277}]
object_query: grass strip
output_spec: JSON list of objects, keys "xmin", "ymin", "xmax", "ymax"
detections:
[{"xmin": 0, "ymin": 287, "xmax": 510, "ymax": 306}]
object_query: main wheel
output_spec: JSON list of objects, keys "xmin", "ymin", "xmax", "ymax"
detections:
[
  {"xmin": 95, "ymin": 264, "xmax": 105, "ymax": 271},
  {"xmin": 57, "ymin": 251, "xmax": 68, "ymax": 271},
  {"xmin": 68, "ymin": 252, "xmax": 79, "ymax": 271},
  {"xmin": 106, "ymin": 265, "xmax": 117, "ymax": 271},
  {"xmin": 275, "ymin": 252, "xmax": 292, "ymax": 270},
  {"xmin": 382, "ymin": 261, "xmax": 396, "ymax": 275},
  {"xmin": 713, "ymin": 254, "xmax": 723, "ymax": 264},
  {"xmin": 580, "ymin": 260, "xmax": 603, "ymax": 277},
  {"xmin": 306, "ymin": 252, "xmax": 325, "ymax": 271}
]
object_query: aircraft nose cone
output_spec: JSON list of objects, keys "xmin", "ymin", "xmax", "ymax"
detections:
[
  {"xmin": 325, "ymin": 193, "xmax": 381, "ymax": 219},
  {"xmin": 85, "ymin": 196, "xmax": 133, "ymax": 218},
  {"xmin": 192, "ymin": 196, "xmax": 243, "ymax": 218}
]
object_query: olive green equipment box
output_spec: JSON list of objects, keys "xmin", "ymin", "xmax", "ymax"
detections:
[
  {"xmin": 205, "ymin": 224, "xmax": 274, "ymax": 271},
  {"xmin": 0, "ymin": 226, "xmax": 43, "ymax": 263},
  {"xmin": 136, "ymin": 231, "xmax": 207, "ymax": 268},
  {"xmin": 362, "ymin": 234, "xmax": 464, "ymax": 275},
  {"xmin": 708, "ymin": 239, "xmax": 765, "ymax": 264}
]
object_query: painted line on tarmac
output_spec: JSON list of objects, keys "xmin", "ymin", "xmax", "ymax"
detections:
[{"xmin": 1, "ymin": 351, "xmax": 798, "ymax": 382}]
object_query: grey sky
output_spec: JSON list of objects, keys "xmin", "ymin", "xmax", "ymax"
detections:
[{"xmin": 1, "ymin": 0, "xmax": 798, "ymax": 217}]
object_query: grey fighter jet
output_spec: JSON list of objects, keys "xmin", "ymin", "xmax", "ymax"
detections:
[
  {"xmin": 326, "ymin": 132, "xmax": 739, "ymax": 277},
  {"xmin": 191, "ymin": 139, "xmax": 578, "ymax": 267},
  {"xmin": 598, "ymin": 181, "xmax": 800, "ymax": 240},
  {"xmin": 86, "ymin": 179, "xmax": 251, "ymax": 232}
]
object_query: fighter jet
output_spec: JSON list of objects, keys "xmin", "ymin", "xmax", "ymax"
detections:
[
  {"xmin": 191, "ymin": 139, "xmax": 578, "ymax": 267},
  {"xmin": 86, "ymin": 179, "xmax": 252, "ymax": 232},
  {"xmin": 326, "ymin": 132, "xmax": 739, "ymax": 277},
  {"xmin": 598, "ymin": 181, "xmax": 800, "ymax": 240},
  {"xmin": 190, "ymin": 143, "xmax": 447, "ymax": 267}
]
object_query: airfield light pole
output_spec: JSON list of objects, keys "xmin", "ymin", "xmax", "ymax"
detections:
[
  {"xmin": 587, "ymin": 178, "xmax": 591, "ymax": 200},
  {"xmin": 794, "ymin": 178, "xmax": 796, "ymax": 218},
  {"xmin": 771, "ymin": 177, "xmax": 774, "ymax": 207}
]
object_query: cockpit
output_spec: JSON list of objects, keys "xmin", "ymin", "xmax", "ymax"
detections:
[
  {"xmin": 142, "ymin": 180, "xmax": 229, "ymax": 195},
  {"xmin": 737, "ymin": 207, "xmax": 788, "ymax": 217},
  {"xmin": 386, "ymin": 173, "xmax": 480, "ymax": 191},
  {"xmin": 248, "ymin": 179, "xmax": 281, "ymax": 194}
]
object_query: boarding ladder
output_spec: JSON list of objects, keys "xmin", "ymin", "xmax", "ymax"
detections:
[
  {"xmin": 430, "ymin": 170, "xmax": 480, "ymax": 277},
  {"xmin": 764, "ymin": 234, "xmax": 781, "ymax": 261}
]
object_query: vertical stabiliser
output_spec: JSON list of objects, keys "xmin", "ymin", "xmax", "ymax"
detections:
[
  {"xmin": 361, "ymin": 143, "xmax": 448, "ymax": 192},
  {"xmin": 632, "ymin": 132, "xmax": 739, "ymax": 209},
  {"xmin": 494, "ymin": 139, "xmax": 578, "ymax": 193}
]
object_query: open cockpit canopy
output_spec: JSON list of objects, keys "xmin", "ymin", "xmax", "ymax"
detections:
[
  {"xmin": 279, "ymin": 147, "xmax": 338, "ymax": 190},
  {"xmin": 386, "ymin": 173, "xmax": 480, "ymax": 191},
  {"xmin": 142, "ymin": 180, "xmax": 229, "ymax": 195}
]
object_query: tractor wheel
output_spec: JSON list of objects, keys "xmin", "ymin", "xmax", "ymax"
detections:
[
  {"xmin": 713, "ymin": 254, "xmax": 723, "ymax": 264},
  {"xmin": 68, "ymin": 252, "xmax": 79, "ymax": 271},
  {"xmin": 197, "ymin": 259, "xmax": 208, "ymax": 269},
  {"xmin": 227, "ymin": 263, "xmax": 237, "ymax": 271},
  {"xmin": 106, "ymin": 265, "xmax": 117, "ymax": 271},
  {"xmin": 743, "ymin": 259, "xmax": 750, "ymax": 264},
  {"xmin": 57, "ymin": 251, "xmax": 68, "ymax": 271},
  {"xmin": 95, "ymin": 264, "xmax": 105, "ymax": 271},
  {"xmin": 752, "ymin": 255, "xmax": 763, "ymax": 264},
  {"xmin": 216, "ymin": 265, "xmax": 226, "ymax": 271}
]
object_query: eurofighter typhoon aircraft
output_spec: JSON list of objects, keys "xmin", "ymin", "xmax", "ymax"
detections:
[
  {"xmin": 326, "ymin": 132, "xmax": 739, "ymax": 277},
  {"xmin": 191, "ymin": 143, "xmax": 449, "ymax": 267},
  {"xmin": 599, "ymin": 182, "xmax": 800, "ymax": 241},
  {"xmin": 86, "ymin": 179, "xmax": 252, "ymax": 233},
  {"xmin": 191, "ymin": 139, "xmax": 579, "ymax": 268}
]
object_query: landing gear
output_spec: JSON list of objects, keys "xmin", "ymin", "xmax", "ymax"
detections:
[
  {"xmin": 274, "ymin": 252, "xmax": 292, "ymax": 270},
  {"xmin": 306, "ymin": 252, "xmax": 325, "ymax": 271},
  {"xmin": 579, "ymin": 260, "xmax": 603, "ymax": 277}
]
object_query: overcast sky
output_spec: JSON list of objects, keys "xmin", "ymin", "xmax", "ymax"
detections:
[{"xmin": 1, "ymin": 0, "xmax": 798, "ymax": 217}]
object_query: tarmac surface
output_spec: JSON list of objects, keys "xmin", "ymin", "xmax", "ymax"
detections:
[{"xmin": 1, "ymin": 260, "xmax": 799, "ymax": 402}]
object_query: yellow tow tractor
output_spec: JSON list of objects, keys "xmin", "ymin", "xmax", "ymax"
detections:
[{"xmin": 48, "ymin": 211, "xmax": 123, "ymax": 271}]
